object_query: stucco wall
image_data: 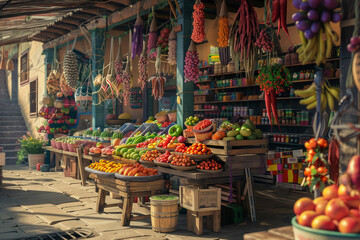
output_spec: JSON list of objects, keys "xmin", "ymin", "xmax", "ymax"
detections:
[{"xmin": 18, "ymin": 41, "xmax": 46, "ymax": 136}]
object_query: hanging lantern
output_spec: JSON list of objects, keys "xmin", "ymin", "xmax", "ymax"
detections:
[
  {"xmin": 75, "ymin": 86, "xmax": 92, "ymax": 110},
  {"xmin": 63, "ymin": 50, "xmax": 78, "ymax": 90}
]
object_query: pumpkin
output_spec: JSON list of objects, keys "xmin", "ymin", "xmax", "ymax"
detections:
[{"xmin": 212, "ymin": 131, "xmax": 226, "ymax": 140}]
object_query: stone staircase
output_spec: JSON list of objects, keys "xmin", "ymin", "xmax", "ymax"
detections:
[{"xmin": 0, "ymin": 78, "xmax": 28, "ymax": 165}]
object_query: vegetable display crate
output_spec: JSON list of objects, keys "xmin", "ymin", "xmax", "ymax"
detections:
[
  {"xmin": 217, "ymin": 154, "xmax": 266, "ymax": 171},
  {"xmin": 89, "ymin": 173, "xmax": 164, "ymax": 226},
  {"xmin": 130, "ymin": 123, "xmax": 159, "ymax": 137},
  {"xmin": 186, "ymin": 138, "xmax": 268, "ymax": 155},
  {"xmin": 119, "ymin": 123, "xmax": 136, "ymax": 135},
  {"xmin": 179, "ymin": 185, "xmax": 221, "ymax": 212}
]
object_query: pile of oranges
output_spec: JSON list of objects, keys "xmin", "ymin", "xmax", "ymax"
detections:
[
  {"xmin": 88, "ymin": 160, "xmax": 123, "ymax": 173},
  {"xmin": 185, "ymin": 143, "xmax": 212, "ymax": 155}
]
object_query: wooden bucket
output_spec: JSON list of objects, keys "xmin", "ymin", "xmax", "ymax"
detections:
[{"xmin": 150, "ymin": 195, "xmax": 179, "ymax": 233}]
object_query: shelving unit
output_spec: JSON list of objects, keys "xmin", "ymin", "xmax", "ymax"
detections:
[{"xmin": 194, "ymin": 54, "xmax": 340, "ymax": 151}]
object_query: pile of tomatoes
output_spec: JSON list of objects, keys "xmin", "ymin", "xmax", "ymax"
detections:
[
  {"xmin": 197, "ymin": 159, "xmax": 222, "ymax": 171},
  {"xmin": 175, "ymin": 143, "xmax": 188, "ymax": 153},
  {"xmin": 155, "ymin": 151, "xmax": 171, "ymax": 163},
  {"xmin": 186, "ymin": 143, "xmax": 212, "ymax": 155},
  {"xmin": 141, "ymin": 150, "xmax": 161, "ymax": 162},
  {"xmin": 171, "ymin": 154, "xmax": 196, "ymax": 167},
  {"xmin": 304, "ymin": 138, "xmax": 329, "ymax": 186},
  {"xmin": 194, "ymin": 119, "xmax": 212, "ymax": 131}
]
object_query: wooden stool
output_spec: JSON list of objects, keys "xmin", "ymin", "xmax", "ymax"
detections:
[{"xmin": 187, "ymin": 210, "xmax": 221, "ymax": 235}]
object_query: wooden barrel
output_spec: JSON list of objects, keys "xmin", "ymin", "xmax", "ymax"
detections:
[{"xmin": 150, "ymin": 195, "xmax": 179, "ymax": 233}]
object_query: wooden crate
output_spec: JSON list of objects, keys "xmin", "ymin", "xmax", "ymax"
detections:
[
  {"xmin": 217, "ymin": 154, "xmax": 266, "ymax": 171},
  {"xmin": 180, "ymin": 185, "xmax": 221, "ymax": 212},
  {"xmin": 183, "ymin": 130, "xmax": 195, "ymax": 138},
  {"xmin": 187, "ymin": 138, "xmax": 268, "ymax": 156}
]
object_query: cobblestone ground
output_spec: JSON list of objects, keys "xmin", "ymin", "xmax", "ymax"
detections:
[{"xmin": 0, "ymin": 166, "xmax": 308, "ymax": 240}]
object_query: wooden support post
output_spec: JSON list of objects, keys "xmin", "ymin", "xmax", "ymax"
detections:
[
  {"xmin": 194, "ymin": 214, "xmax": 203, "ymax": 235},
  {"xmin": 76, "ymin": 148, "xmax": 86, "ymax": 186},
  {"xmin": 96, "ymin": 188, "xmax": 107, "ymax": 213},
  {"xmin": 91, "ymin": 29, "xmax": 105, "ymax": 130},
  {"xmin": 176, "ymin": 0, "xmax": 193, "ymax": 127},
  {"xmin": 245, "ymin": 168, "xmax": 256, "ymax": 222},
  {"xmin": 121, "ymin": 197, "xmax": 134, "ymax": 226}
]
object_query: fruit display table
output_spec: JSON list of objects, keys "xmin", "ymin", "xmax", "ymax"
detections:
[{"xmin": 89, "ymin": 173, "xmax": 164, "ymax": 226}]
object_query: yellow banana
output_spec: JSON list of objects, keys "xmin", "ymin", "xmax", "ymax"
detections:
[
  {"xmin": 324, "ymin": 84, "xmax": 340, "ymax": 101},
  {"xmin": 315, "ymin": 28, "xmax": 326, "ymax": 65},
  {"xmin": 324, "ymin": 22, "xmax": 339, "ymax": 44},
  {"xmin": 326, "ymin": 90, "xmax": 335, "ymax": 110},
  {"xmin": 294, "ymin": 83, "xmax": 316, "ymax": 98},
  {"xmin": 304, "ymin": 36, "xmax": 317, "ymax": 55},
  {"xmin": 300, "ymin": 94, "xmax": 316, "ymax": 105},
  {"xmin": 299, "ymin": 30, "xmax": 307, "ymax": 47},
  {"xmin": 306, "ymin": 100, "xmax": 317, "ymax": 110},
  {"xmin": 302, "ymin": 40, "xmax": 318, "ymax": 64},
  {"xmin": 325, "ymin": 30, "xmax": 333, "ymax": 59},
  {"xmin": 321, "ymin": 92, "xmax": 327, "ymax": 111}
]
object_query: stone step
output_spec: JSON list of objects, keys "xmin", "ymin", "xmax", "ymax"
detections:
[
  {"xmin": 5, "ymin": 156, "xmax": 19, "ymax": 165},
  {"xmin": 0, "ymin": 125, "xmax": 27, "ymax": 131},
  {"xmin": 0, "ymin": 112, "xmax": 22, "ymax": 116},
  {"xmin": 0, "ymin": 143, "xmax": 21, "ymax": 151},
  {"xmin": 3, "ymin": 149, "xmax": 18, "ymax": 157},
  {"xmin": 0, "ymin": 137, "xmax": 21, "ymax": 144},
  {"xmin": 0, "ymin": 116, "xmax": 25, "ymax": 121},
  {"xmin": 0, "ymin": 130, "xmax": 27, "ymax": 135},
  {"xmin": 0, "ymin": 121, "xmax": 26, "ymax": 125}
]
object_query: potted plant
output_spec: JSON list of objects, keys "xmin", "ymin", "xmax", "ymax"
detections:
[{"xmin": 18, "ymin": 133, "xmax": 47, "ymax": 170}]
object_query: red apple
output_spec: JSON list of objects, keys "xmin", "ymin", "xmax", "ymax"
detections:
[
  {"xmin": 311, "ymin": 215, "xmax": 337, "ymax": 231},
  {"xmin": 294, "ymin": 197, "xmax": 316, "ymax": 215},
  {"xmin": 298, "ymin": 211, "xmax": 318, "ymax": 227},
  {"xmin": 325, "ymin": 199, "xmax": 349, "ymax": 221},
  {"xmin": 338, "ymin": 217, "xmax": 360, "ymax": 233}
]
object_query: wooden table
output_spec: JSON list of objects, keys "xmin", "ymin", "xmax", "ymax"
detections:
[
  {"xmin": 244, "ymin": 226, "xmax": 294, "ymax": 240},
  {"xmin": 89, "ymin": 173, "xmax": 164, "ymax": 226}
]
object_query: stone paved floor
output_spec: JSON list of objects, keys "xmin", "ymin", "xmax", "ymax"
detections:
[{"xmin": 0, "ymin": 166, "xmax": 309, "ymax": 240}]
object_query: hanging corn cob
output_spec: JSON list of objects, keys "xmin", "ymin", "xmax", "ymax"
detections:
[{"xmin": 63, "ymin": 50, "xmax": 78, "ymax": 90}]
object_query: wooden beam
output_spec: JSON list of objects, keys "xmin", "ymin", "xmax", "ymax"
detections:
[
  {"xmin": 71, "ymin": 13, "xmax": 95, "ymax": 21},
  {"xmin": 53, "ymin": 23, "xmax": 78, "ymax": 31},
  {"xmin": 38, "ymin": 31, "xmax": 62, "ymax": 39},
  {"xmin": 110, "ymin": 0, "xmax": 131, "ymax": 5},
  {"xmin": 46, "ymin": 27, "xmax": 68, "ymax": 35},
  {"xmin": 43, "ymin": 0, "xmax": 168, "ymax": 49},
  {"xmin": 80, "ymin": 8, "xmax": 100, "ymax": 15},
  {"xmin": 95, "ymin": 3, "xmax": 120, "ymax": 12},
  {"xmin": 61, "ymin": 18, "xmax": 83, "ymax": 26}
]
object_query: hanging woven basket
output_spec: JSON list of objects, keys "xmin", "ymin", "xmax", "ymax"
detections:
[
  {"xmin": 63, "ymin": 50, "xmax": 78, "ymax": 90},
  {"xmin": 75, "ymin": 85, "xmax": 92, "ymax": 110}
]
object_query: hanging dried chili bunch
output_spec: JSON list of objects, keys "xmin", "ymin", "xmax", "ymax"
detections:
[
  {"xmin": 149, "ymin": 47, "xmax": 165, "ymax": 100},
  {"xmin": 132, "ymin": 12, "xmax": 144, "ymax": 59},
  {"xmin": 184, "ymin": 41, "xmax": 199, "ymax": 83},
  {"xmin": 218, "ymin": 0, "xmax": 230, "ymax": 66},
  {"xmin": 138, "ymin": 40, "xmax": 148, "ymax": 90},
  {"xmin": 191, "ymin": 0, "xmax": 205, "ymax": 43},
  {"xmin": 230, "ymin": 0, "xmax": 259, "ymax": 78},
  {"xmin": 167, "ymin": 28, "xmax": 177, "ymax": 65},
  {"xmin": 147, "ymin": 16, "xmax": 157, "ymax": 59},
  {"xmin": 121, "ymin": 56, "xmax": 131, "ymax": 105}
]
